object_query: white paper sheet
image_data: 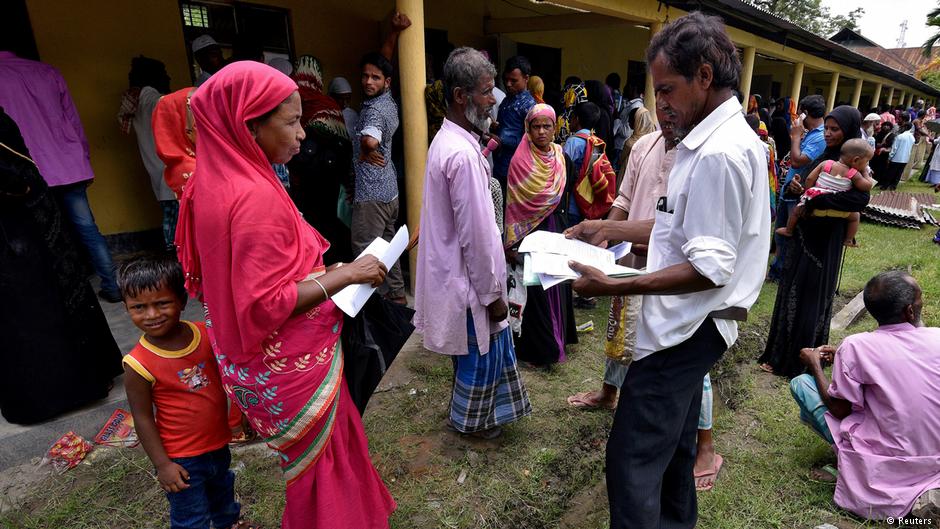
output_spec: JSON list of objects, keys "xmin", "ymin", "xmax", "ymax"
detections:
[{"xmin": 332, "ymin": 225, "xmax": 410, "ymax": 317}]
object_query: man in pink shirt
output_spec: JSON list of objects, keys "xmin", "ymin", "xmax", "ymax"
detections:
[
  {"xmin": 0, "ymin": 47, "xmax": 120, "ymax": 301},
  {"xmin": 791, "ymin": 270, "xmax": 940, "ymax": 522},
  {"xmin": 413, "ymin": 47, "xmax": 531, "ymax": 440}
]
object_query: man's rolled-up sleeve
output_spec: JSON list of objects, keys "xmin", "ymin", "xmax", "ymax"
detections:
[{"xmin": 679, "ymin": 152, "xmax": 748, "ymax": 287}]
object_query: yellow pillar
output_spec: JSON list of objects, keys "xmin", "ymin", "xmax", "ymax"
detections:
[
  {"xmin": 644, "ymin": 21, "xmax": 663, "ymax": 119},
  {"xmin": 872, "ymin": 82, "xmax": 882, "ymax": 108},
  {"xmin": 790, "ymin": 62, "xmax": 804, "ymax": 103},
  {"xmin": 907, "ymin": 92, "xmax": 915, "ymax": 108},
  {"xmin": 897, "ymin": 90, "xmax": 906, "ymax": 107},
  {"xmin": 739, "ymin": 46, "xmax": 756, "ymax": 111},
  {"xmin": 850, "ymin": 78, "xmax": 863, "ymax": 108},
  {"xmin": 826, "ymin": 72, "xmax": 840, "ymax": 112},
  {"xmin": 887, "ymin": 86, "xmax": 895, "ymax": 106},
  {"xmin": 396, "ymin": 0, "xmax": 427, "ymax": 292}
]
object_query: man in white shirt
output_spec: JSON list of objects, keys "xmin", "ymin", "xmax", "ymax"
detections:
[
  {"xmin": 880, "ymin": 113, "xmax": 915, "ymax": 190},
  {"xmin": 567, "ymin": 12, "xmax": 770, "ymax": 529}
]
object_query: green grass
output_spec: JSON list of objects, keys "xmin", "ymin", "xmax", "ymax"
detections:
[{"xmin": 2, "ymin": 178, "xmax": 937, "ymax": 528}]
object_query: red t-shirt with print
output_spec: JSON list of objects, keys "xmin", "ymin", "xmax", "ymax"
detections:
[{"xmin": 123, "ymin": 321, "xmax": 231, "ymax": 458}]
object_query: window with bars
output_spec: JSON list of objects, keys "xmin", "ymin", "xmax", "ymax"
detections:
[{"xmin": 182, "ymin": 4, "xmax": 209, "ymax": 28}]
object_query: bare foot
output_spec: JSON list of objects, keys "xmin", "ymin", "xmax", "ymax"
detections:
[
  {"xmin": 775, "ymin": 227, "xmax": 793, "ymax": 237},
  {"xmin": 758, "ymin": 363, "xmax": 775, "ymax": 374},
  {"xmin": 843, "ymin": 238, "xmax": 858, "ymax": 248}
]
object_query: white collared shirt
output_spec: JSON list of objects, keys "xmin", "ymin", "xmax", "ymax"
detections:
[{"xmin": 634, "ymin": 96, "xmax": 771, "ymax": 360}]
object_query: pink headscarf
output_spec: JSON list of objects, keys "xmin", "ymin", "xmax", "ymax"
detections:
[
  {"xmin": 176, "ymin": 61, "xmax": 327, "ymax": 355},
  {"xmin": 504, "ymin": 104, "xmax": 566, "ymax": 248}
]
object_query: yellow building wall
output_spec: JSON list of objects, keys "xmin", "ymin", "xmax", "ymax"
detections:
[
  {"xmin": 26, "ymin": 0, "xmax": 192, "ymax": 234},
  {"xmin": 25, "ymin": 0, "xmax": 933, "ymax": 235}
]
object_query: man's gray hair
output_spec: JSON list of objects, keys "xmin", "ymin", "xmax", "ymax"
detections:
[
  {"xmin": 442, "ymin": 47, "xmax": 496, "ymax": 104},
  {"xmin": 863, "ymin": 270, "xmax": 918, "ymax": 325}
]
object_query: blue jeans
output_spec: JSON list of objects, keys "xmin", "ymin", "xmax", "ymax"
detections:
[
  {"xmin": 789, "ymin": 374, "xmax": 834, "ymax": 444},
  {"xmin": 166, "ymin": 446, "xmax": 241, "ymax": 529},
  {"xmin": 768, "ymin": 199, "xmax": 795, "ymax": 282},
  {"xmin": 53, "ymin": 181, "xmax": 118, "ymax": 294}
]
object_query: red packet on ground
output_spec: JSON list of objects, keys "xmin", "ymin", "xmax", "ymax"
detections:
[
  {"xmin": 94, "ymin": 408, "xmax": 139, "ymax": 447},
  {"xmin": 42, "ymin": 431, "xmax": 93, "ymax": 473}
]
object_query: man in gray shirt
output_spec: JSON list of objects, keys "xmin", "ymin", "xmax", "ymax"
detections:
[{"xmin": 352, "ymin": 52, "xmax": 405, "ymax": 303}]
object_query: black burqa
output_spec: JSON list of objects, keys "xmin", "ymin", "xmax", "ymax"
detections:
[
  {"xmin": 0, "ymin": 108, "xmax": 122, "ymax": 424},
  {"xmin": 760, "ymin": 106, "xmax": 870, "ymax": 378}
]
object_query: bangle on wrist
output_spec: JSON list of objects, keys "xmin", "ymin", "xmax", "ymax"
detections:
[{"xmin": 312, "ymin": 278, "xmax": 330, "ymax": 300}]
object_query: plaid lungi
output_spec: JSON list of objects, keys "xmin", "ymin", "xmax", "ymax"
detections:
[{"xmin": 449, "ymin": 313, "xmax": 531, "ymax": 433}]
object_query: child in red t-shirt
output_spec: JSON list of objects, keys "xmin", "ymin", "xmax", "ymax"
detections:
[{"xmin": 119, "ymin": 255, "xmax": 254, "ymax": 529}]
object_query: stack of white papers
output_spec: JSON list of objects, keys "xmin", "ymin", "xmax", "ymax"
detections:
[
  {"xmin": 518, "ymin": 231, "xmax": 644, "ymax": 289},
  {"xmin": 332, "ymin": 225, "xmax": 409, "ymax": 317}
]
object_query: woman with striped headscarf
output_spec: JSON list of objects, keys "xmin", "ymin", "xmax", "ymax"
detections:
[{"xmin": 505, "ymin": 103, "xmax": 577, "ymax": 366}]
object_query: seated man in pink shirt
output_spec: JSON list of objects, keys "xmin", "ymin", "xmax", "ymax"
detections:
[{"xmin": 790, "ymin": 270, "xmax": 940, "ymax": 522}]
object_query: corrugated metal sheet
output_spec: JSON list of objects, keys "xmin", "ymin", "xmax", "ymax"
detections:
[{"xmin": 863, "ymin": 191, "xmax": 940, "ymax": 229}]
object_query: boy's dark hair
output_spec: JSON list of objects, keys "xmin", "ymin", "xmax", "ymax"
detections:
[
  {"xmin": 800, "ymin": 95, "xmax": 826, "ymax": 119},
  {"xmin": 504, "ymin": 55, "xmax": 531, "ymax": 77},
  {"xmin": 605, "ymin": 72, "xmax": 621, "ymax": 90},
  {"xmin": 117, "ymin": 253, "xmax": 187, "ymax": 306},
  {"xmin": 646, "ymin": 12, "xmax": 741, "ymax": 91},
  {"xmin": 574, "ymin": 101, "xmax": 601, "ymax": 130},
  {"xmin": 360, "ymin": 51, "xmax": 393, "ymax": 78},
  {"xmin": 863, "ymin": 270, "xmax": 918, "ymax": 325},
  {"xmin": 564, "ymin": 75, "xmax": 583, "ymax": 87}
]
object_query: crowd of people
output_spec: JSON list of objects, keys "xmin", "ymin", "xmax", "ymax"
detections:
[{"xmin": 1, "ymin": 9, "xmax": 939, "ymax": 529}]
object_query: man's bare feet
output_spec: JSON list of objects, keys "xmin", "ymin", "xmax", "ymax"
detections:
[
  {"xmin": 759, "ymin": 363, "xmax": 775, "ymax": 374},
  {"xmin": 775, "ymin": 226, "xmax": 793, "ymax": 237},
  {"xmin": 843, "ymin": 238, "xmax": 858, "ymax": 248}
]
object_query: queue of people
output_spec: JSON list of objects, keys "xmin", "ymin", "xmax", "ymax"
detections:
[{"xmin": 1, "ymin": 9, "xmax": 939, "ymax": 529}]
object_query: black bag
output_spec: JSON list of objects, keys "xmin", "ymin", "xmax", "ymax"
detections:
[{"xmin": 340, "ymin": 294, "xmax": 415, "ymax": 415}]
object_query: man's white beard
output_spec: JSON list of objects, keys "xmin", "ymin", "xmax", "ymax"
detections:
[{"xmin": 465, "ymin": 100, "xmax": 492, "ymax": 133}]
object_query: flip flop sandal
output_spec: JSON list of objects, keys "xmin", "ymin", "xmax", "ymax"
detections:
[
  {"xmin": 566, "ymin": 392, "xmax": 617, "ymax": 410},
  {"xmin": 229, "ymin": 521, "xmax": 262, "ymax": 529},
  {"xmin": 695, "ymin": 454, "xmax": 724, "ymax": 492}
]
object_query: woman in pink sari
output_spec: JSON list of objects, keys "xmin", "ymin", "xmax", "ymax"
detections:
[{"xmin": 176, "ymin": 61, "xmax": 396, "ymax": 529}]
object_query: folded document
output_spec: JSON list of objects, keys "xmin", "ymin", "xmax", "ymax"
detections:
[{"xmin": 519, "ymin": 231, "xmax": 643, "ymax": 289}]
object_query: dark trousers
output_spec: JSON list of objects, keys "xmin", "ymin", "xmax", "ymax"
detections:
[
  {"xmin": 607, "ymin": 320, "xmax": 726, "ymax": 529},
  {"xmin": 351, "ymin": 198, "xmax": 405, "ymax": 298},
  {"xmin": 879, "ymin": 161, "xmax": 906, "ymax": 190},
  {"xmin": 167, "ymin": 446, "xmax": 241, "ymax": 529}
]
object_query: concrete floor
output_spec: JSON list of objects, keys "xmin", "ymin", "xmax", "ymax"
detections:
[{"xmin": 0, "ymin": 281, "xmax": 203, "ymax": 471}]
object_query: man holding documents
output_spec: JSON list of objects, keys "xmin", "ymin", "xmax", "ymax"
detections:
[
  {"xmin": 565, "ymin": 13, "xmax": 770, "ymax": 529},
  {"xmin": 413, "ymin": 48, "xmax": 531, "ymax": 439}
]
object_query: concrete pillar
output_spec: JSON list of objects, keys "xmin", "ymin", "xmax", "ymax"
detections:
[
  {"xmin": 872, "ymin": 82, "xmax": 883, "ymax": 108},
  {"xmin": 907, "ymin": 92, "xmax": 915, "ymax": 108},
  {"xmin": 851, "ymin": 78, "xmax": 863, "ymax": 108},
  {"xmin": 826, "ymin": 72, "xmax": 840, "ymax": 112},
  {"xmin": 644, "ymin": 21, "xmax": 663, "ymax": 119},
  {"xmin": 790, "ymin": 62, "xmax": 804, "ymax": 103},
  {"xmin": 898, "ymin": 90, "xmax": 906, "ymax": 107},
  {"xmin": 396, "ymin": 0, "xmax": 427, "ymax": 292},
  {"xmin": 739, "ymin": 46, "xmax": 756, "ymax": 111},
  {"xmin": 887, "ymin": 86, "xmax": 895, "ymax": 106}
]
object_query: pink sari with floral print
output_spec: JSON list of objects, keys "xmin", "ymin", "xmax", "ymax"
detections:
[{"xmin": 178, "ymin": 61, "xmax": 394, "ymax": 528}]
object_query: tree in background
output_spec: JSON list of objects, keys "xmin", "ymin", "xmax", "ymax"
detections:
[
  {"xmin": 919, "ymin": 5, "xmax": 940, "ymax": 90},
  {"xmin": 746, "ymin": 0, "xmax": 864, "ymax": 37}
]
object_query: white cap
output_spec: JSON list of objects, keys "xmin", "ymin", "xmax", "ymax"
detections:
[
  {"xmin": 328, "ymin": 77, "xmax": 352, "ymax": 95},
  {"xmin": 192, "ymin": 35, "xmax": 219, "ymax": 54},
  {"xmin": 864, "ymin": 113, "xmax": 881, "ymax": 122},
  {"xmin": 268, "ymin": 57, "xmax": 293, "ymax": 76}
]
